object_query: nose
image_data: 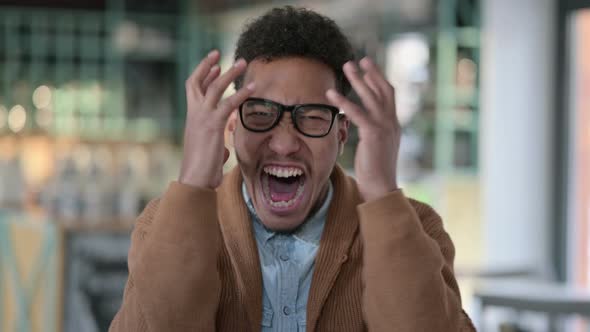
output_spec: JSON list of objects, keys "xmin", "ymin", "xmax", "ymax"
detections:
[{"xmin": 267, "ymin": 117, "xmax": 301, "ymax": 156}]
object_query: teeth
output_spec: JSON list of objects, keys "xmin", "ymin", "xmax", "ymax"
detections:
[{"xmin": 263, "ymin": 166, "xmax": 303, "ymax": 178}]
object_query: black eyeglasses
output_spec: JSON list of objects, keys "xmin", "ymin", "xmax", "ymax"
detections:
[{"xmin": 238, "ymin": 98, "xmax": 343, "ymax": 138}]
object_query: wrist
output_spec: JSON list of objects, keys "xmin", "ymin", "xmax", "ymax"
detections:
[
  {"xmin": 178, "ymin": 165, "xmax": 215, "ymax": 189},
  {"xmin": 360, "ymin": 183, "xmax": 399, "ymax": 202}
]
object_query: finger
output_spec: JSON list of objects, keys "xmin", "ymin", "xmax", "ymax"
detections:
[
  {"xmin": 202, "ymin": 65, "xmax": 221, "ymax": 92},
  {"xmin": 326, "ymin": 88, "xmax": 371, "ymax": 129},
  {"xmin": 205, "ymin": 58, "xmax": 248, "ymax": 108},
  {"xmin": 217, "ymin": 81, "xmax": 256, "ymax": 118},
  {"xmin": 343, "ymin": 61, "xmax": 382, "ymax": 116},
  {"xmin": 360, "ymin": 57, "xmax": 395, "ymax": 108},
  {"xmin": 186, "ymin": 50, "xmax": 220, "ymax": 94},
  {"xmin": 363, "ymin": 72, "xmax": 384, "ymax": 103}
]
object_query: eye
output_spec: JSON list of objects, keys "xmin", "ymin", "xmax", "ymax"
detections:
[
  {"xmin": 297, "ymin": 108, "xmax": 332, "ymax": 122},
  {"xmin": 300, "ymin": 115, "xmax": 329, "ymax": 121},
  {"xmin": 243, "ymin": 102, "xmax": 275, "ymax": 117},
  {"xmin": 241, "ymin": 101, "xmax": 279, "ymax": 129},
  {"xmin": 245, "ymin": 111, "xmax": 269, "ymax": 117}
]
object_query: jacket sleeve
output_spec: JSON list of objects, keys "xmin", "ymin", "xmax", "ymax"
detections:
[
  {"xmin": 109, "ymin": 182, "xmax": 221, "ymax": 332},
  {"xmin": 357, "ymin": 190, "xmax": 475, "ymax": 332}
]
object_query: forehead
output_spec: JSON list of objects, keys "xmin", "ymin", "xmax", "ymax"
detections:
[{"xmin": 242, "ymin": 57, "xmax": 337, "ymax": 105}]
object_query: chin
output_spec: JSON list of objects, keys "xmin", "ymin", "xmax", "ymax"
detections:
[{"xmin": 257, "ymin": 212, "xmax": 307, "ymax": 233}]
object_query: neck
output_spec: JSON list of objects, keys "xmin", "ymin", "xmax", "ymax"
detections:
[{"xmin": 307, "ymin": 181, "xmax": 330, "ymax": 219}]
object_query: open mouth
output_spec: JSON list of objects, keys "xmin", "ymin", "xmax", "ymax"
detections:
[{"xmin": 261, "ymin": 165, "xmax": 306, "ymax": 211}]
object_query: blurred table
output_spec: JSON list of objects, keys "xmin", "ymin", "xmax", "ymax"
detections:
[{"xmin": 473, "ymin": 279, "xmax": 590, "ymax": 332}]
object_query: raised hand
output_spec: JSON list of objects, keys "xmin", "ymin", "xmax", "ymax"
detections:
[
  {"xmin": 179, "ymin": 50, "xmax": 255, "ymax": 189},
  {"xmin": 326, "ymin": 57, "xmax": 400, "ymax": 202}
]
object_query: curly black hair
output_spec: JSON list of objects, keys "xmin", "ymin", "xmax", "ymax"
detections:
[{"xmin": 233, "ymin": 6, "xmax": 354, "ymax": 95}]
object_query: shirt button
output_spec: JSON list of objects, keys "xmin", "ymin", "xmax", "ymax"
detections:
[
  {"xmin": 279, "ymin": 254, "xmax": 289, "ymax": 261},
  {"xmin": 282, "ymin": 306, "xmax": 292, "ymax": 316}
]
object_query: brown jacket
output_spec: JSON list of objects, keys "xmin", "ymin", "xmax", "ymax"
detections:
[{"xmin": 109, "ymin": 165, "xmax": 475, "ymax": 331}]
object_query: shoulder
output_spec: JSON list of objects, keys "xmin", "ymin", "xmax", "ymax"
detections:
[
  {"xmin": 407, "ymin": 197, "xmax": 443, "ymax": 231},
  {"xmin": 135, "ymin": 198, "xmax": 161, "ymax": 229},
  {"xmin": 127, "ymin": 197, "xmax": 160, "ymax": 270},
  {"xmin": 407, "ymin": 198, "xmax": 442, "ymax": 226},
  {"xmin": 407, "ymin": 197, "xmax": 455, "ymax": 254},
  {"xmin": 129, "ymin": 197, "xmax": 161, "ymax": 250}
]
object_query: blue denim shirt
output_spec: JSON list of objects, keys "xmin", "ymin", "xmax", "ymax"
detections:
[{"xmin": 242, "ymin": 182, "xmax": 333, "ymax": 332}]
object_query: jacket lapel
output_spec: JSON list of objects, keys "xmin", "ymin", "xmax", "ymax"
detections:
[
  {"xmin": 306, "ymin": 165, "xmax": 362, "ymax": 331},
  {"xmin": 217, "ymin": 167, "xmax": 263, "ymax": 332}
]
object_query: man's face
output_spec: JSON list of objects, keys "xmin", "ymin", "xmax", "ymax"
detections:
[{"xmin": 229, "ymin": 57, "xmax": 349, "ymax": 232}]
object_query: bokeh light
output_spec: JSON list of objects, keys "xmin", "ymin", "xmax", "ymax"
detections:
[
  {"xmin": 32, "ymin": 85, "xmax": 53, "ymax": 109},
  {"xmin": 8, "ymin": 104, "xmax": 27, "ymax": 133}
]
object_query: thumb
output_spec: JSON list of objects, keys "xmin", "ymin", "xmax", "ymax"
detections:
[{"xmin": 223, "ymin": 147, "xmax": 230, "ymax": 164}]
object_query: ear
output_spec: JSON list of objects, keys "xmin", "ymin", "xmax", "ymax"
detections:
[
  {"xmin": 337, "ymin": 116, "xmax": 350, "ymax": 155},
  {"xmin": 227, "ymin": 110, "xmax": 238, "ymax": 132},
  {"xmin": 225, "ymin": 110, "xmax": 238, "ymax": 148},
  {"xmin": 339, "ymin": 116, "xmax": 350, "ymax": 142}
]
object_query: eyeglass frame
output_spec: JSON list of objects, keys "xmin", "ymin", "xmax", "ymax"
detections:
[{"xmin": 238, "ymin": 97, "xmax": 344, "ymax": 138}]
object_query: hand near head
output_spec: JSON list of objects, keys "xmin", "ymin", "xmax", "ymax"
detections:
[
  {"xmin": 326, "ymin": 57, "xmax": 400, "ymax": 202},
  {"xmin": 179, "ymin": 50, "xmax": 255, "ymax": 189}
]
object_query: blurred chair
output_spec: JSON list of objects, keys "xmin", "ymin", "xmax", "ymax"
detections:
[{"xmin": 62, "ymin": 231, "xmax": 130, "ymax": 332}]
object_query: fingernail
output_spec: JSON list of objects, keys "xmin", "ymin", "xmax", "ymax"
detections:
[
  {"xmin": 326, "ymin": 89, "xmax": 339, "ymax": 98},
  {"xmin": 207, "ymin": 49, "xmax": 218, "ymax": 58},
  {"xmin": 246, "ymin": 82, "xmax": 256, "ymax": 90},
  {"xmin": 234, "ymin": 59, "xmax": 246, "ymax": 67},
  {"xmin": 360, "ymin": 57, "xmax": 372, "ymax": 67},
  {"xmin": 344, "ymin": 61, "xmax": 356, "ymax": 72},
  {"xmin": 210, "ymin": 64, "xmax": 220, "ymax": 71}
]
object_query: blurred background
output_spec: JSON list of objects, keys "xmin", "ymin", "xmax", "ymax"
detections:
[{"xmin": 0, "ymin": 0, "xmax": 587, "ymax": 331}]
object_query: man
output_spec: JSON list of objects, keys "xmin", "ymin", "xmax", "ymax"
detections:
[{"xmin": 110, "ymin": 6, "xmax": 475, "ymax": 332}]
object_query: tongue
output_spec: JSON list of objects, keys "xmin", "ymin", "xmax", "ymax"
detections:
[{"xmin": 268, "ymin": 175, "xmax": 300, "ymax": 202}]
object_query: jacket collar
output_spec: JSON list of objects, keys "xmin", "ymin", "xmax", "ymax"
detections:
[{"xmin": 216, "ymin": 164, "xmax": 362, "ymax": 331}]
